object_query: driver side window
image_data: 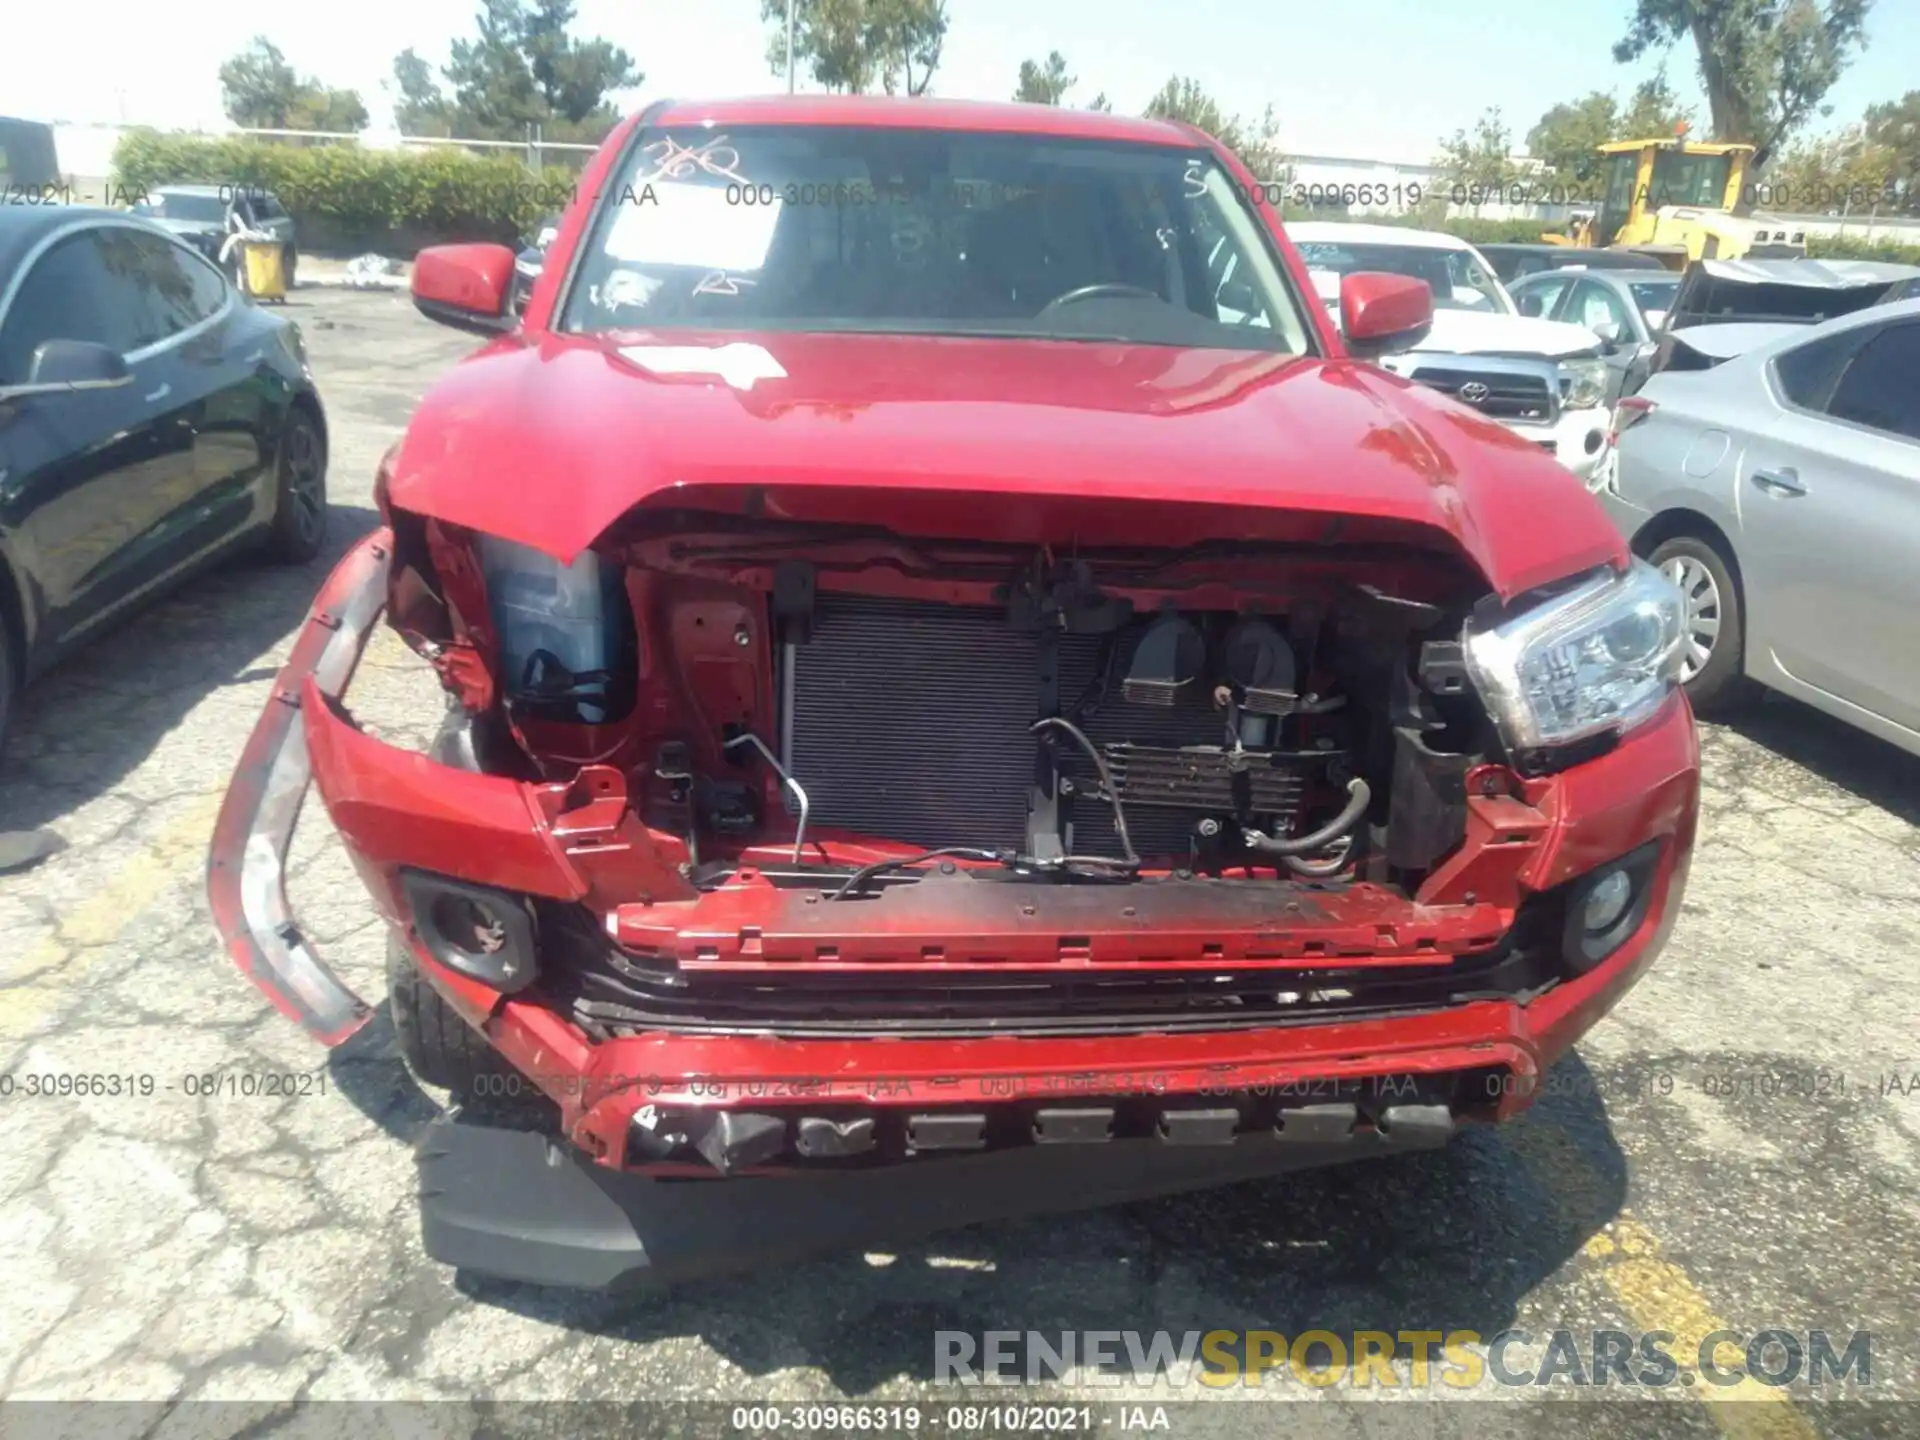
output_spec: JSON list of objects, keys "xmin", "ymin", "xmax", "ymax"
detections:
[
  {"xmin": 1515, "ymin": 274, "xmax": 1574, "ymax": 319},
  {"xmin": 1445, "ymin": 251, "xmax": 1497, "ymax": 306},
  {"xmin": 1824, "ymin": 323, "xmax": 1920, "ymax": 442},
  {"xmin": 1570, "ymin": 279, "xmax": 1632, "ymax": 337},
  {"xmin": 1190, "ymin": 208, "xmax": 1269, "ymax": 327},
  {"xmin": 0, "ymin": 231, "xmax": 135, "ymax": 383}
]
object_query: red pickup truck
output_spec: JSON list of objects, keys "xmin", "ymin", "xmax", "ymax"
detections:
[{"xmin": 210, "ymin": 96, "xmax": 1699, "ymax": 1291}]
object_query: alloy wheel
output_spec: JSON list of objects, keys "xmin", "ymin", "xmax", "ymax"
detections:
[
  {"xmin": 1661, "ymin": 555, "xmax": 1721, "ymax": 682},
  {"xmin": 282, "ymin": 421, "xmax": 325, "ymax": 547}
]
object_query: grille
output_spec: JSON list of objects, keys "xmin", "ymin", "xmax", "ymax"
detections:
[
  {"xmin": 1407, "ymin": 365, "xmax": 1558, "ymax": 422},
  {"xmin": 786, "ymin": 595, "xmax": 1307, "ymax": 860}
]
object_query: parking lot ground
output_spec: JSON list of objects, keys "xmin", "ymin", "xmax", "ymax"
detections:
[{"xmin": 1, "ymin": 288, "xmax": 1918, "ymax": 1436}]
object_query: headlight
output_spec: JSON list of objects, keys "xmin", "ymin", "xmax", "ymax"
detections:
[
  {"xmin": 1560, "ymin": 357, "xmax": 1608, "ymax": 411},
  {"xmin": 1463, "ymin": 560, "xmax": 1686, "ymax": 754}
]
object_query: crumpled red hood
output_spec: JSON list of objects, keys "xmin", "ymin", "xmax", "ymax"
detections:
[{"xmin": 386, "ymin": 329, "xmax": 1625, "ymax": 600}]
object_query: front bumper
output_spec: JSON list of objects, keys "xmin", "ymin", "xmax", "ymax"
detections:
[
  {"xmin": 421, "ymin": 1105, "xmax": 1459, "ymax": 1289},
  {"xmin": 213, "ymin": 529, "xmax": 1699, "ymax": 1286},
  {"xmin": 206, "ymin": 531, "xmax": 388, "ymax": 1045}
]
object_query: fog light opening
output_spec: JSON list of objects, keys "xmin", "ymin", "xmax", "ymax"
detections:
[
  {"xmin": 1560, "ymin": 842, "xmax": 1661, "ymax": 975},
  {"xmin": 432, "ymin": 894, "xmax": 507, "ymax": 956},
  {"xmin": 1582, "ymin": 869, "xmax": 1633, "ymax": 935},
  {"xmin": 401, "ymin": 870, "xmax": 539, "ymax": 992}
]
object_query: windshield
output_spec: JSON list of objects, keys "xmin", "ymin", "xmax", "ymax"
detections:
[
  {"xmin": 158, "ymin": 193, "xmax": 228, "ymax": 223},
  {"xmin": 559, "ymin": 126, "xmax": 1315, "ymax": 353},
  {"xmin": 1292, "ymin": 241, "xmax": 1512, "ymax": 314},
  {"xmin": 1649, "ymin": 151, "xmax": 1733, "ymax": 209}
]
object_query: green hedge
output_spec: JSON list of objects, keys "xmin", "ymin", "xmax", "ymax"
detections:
[
  {"xmin": 1801, "ymin": 234, "xmax": 1920, "ymax": 264},
  {"xmin": 112, "ymin": 130, "xmax": 586, "ymax": 253}
]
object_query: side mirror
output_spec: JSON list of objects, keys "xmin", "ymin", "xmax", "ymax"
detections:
[
  {"xmin": 1592, "ymin": 319, "xmax": 1622, "ymax": 349},
  {"xmin": 0, "ymin": 340, "xmax": 134, "ymax": 402},
  {"xmin": 1218, "ymin": 278, "xmax": 1258, "ymax": 315},
  {"xmin": 32, "ymin": 340, "xmax": 133, "ymax": 387},
  {"xmin": 1517, "ymin": 293, "xmax": 1545, "ymax": 317},
  {"xmin": 412, "ymin": 244, "xmax": 518, "ymax": 334},
  {"xmin": 1339, "ymin": 272, "xmax": 1433, "ymax": 359}
]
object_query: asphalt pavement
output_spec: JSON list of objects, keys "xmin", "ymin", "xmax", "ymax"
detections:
[{"xmin": 1, "ymin": 288, "xmax": 1917, "ymax": 1438}]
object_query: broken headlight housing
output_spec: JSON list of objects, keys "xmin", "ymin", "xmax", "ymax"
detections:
[{"xmin": 1463, "ymin": 560, "xmax": 1686, "ymax": 754}]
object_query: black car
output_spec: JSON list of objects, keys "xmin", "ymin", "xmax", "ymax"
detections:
[
  {"xmin": 1478, "ymin": 242, "xmax": 1672, "ymax": 284},
  {"xmin": 510, "ymin": 215, "xmax": 560, "ymax": 316},
  {"xmin": 0, "ymin": 208, "xmax": 327, "ymax": 743},
  {"xmin": 133, "ymin": 185, "xmax": 300, "ymax": 287},
  {"xmin": 1647, "ymin": 256, "xmax": 1920, "ymax": 380}
]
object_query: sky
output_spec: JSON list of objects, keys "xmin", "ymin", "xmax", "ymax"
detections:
[{"xmin": 10, "ymin": 0, "xmax": 1919, "ymax": 161}]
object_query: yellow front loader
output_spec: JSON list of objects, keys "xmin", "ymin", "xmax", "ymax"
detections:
[{"xmin": 1547, "ymin": 137, "xmax": 1808, "ymax": 269}]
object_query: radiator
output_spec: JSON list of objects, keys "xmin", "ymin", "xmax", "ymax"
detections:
[
  {"xmin": 787, "ymin": 594, "xmax": 1037, "ymax": 851},
  {"xmin": 785, "ymin": 594, "xmax": 1306, "ymax": 860}
]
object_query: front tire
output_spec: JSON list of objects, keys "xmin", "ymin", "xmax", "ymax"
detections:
[
  {"xmin": 264, "ymin": 406, "xmax": 327, "ymax": 564},
  {"xmin": 387, "ymin": 936, "xmax": 508, "ymax": 1093},
  {"xmin": 1648, "ymin": 534, "xmax": 1759, "ymax": 716}
]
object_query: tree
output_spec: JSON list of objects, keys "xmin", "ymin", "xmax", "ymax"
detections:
[
  {"xmin": 443, "ymin": 0, "xmax": 544, "ymax": 138},
  {"xmin": 1086, "ymin": 91, "xmax": 1112, "ymax": 113},
  {"xmin": 1014, "ymin": 51, "xmax": 1075, "ymax": 105},
  {"xmin": 422, "ymin": 0, "xmax": 639, "ymax": 142},
  {"xmin": 1863, "ymin": 89, "xmax": 1920, "ymax": 194},
  {"xmin": 219, "ymin": 38, "xmax": 303, "ymax": 128},
  {"xmin": 1527, "ymin": 76, "xmax": 1693, "ymax": 188},
  {"xmin": 1435, "ymin": 106, "xmax": 1526, "ymax": 191},
  {"xmin": 1527, "ymin": 92, "xmax": 1623, "ymax": 189},
  {"xmin": 878, "ymin": 0, "xmax": 948, "ymax": 95},
  {"xmin": 1621, "ymin": 74, "xmax": 1695, "ymax": 137},
  {"xmin": 764, "ymin": 0, "xmax": 948, "ymax": 96},
  {"xmin": 219, "ymin": 37, "xmax": 369, "ymax": 132},
  {"xmin": 1613, "ymin": 0, "xmax": 1873, "ymax": 168},
  {"xmin": 1766, "ymin": 123, "xmax": 1901, "ymax": 209},
  {"xmin": 392, "ymin": 49, "xmax": 453, "ymax": 137},
  {"xmin": 296, "ymin": 89, "xmax": 371, "ymax": 133},
  {"xmin": 1143, "ymin": 76, "xmax": 1284, "ymax": 180}
]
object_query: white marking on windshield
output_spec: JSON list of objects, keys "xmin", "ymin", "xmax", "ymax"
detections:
[
  {"xmin": 693, "ymin": 270, "xmax": 758, "ymax": 296},
  {"xmin": 634, "ymin": 134, "xmax": 750, "ymax": 186},
  {"xmin": 603, "ymin": 180, "xmax": 783, "ymax": 272}
]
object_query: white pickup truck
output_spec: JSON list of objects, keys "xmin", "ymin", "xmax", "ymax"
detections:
[{"xmin": 1284, "ymin": 222, "xmax": 1617, "ymax": 488}]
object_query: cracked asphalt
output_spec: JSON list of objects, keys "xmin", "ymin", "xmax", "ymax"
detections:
[{"xmin": 2, "ymin": 289, "xmax": 1917, "ymax": 1437}]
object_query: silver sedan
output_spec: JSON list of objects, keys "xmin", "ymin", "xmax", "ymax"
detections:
[{"xmin": 1598, "ymin": 296, "xmax": 1920, "ymax": 754}]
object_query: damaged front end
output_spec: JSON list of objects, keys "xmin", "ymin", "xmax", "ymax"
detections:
[{"xmin": 211, "ymin": 474, "xmax": 1698, "ymax": 1287}]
